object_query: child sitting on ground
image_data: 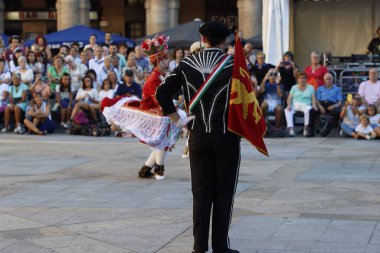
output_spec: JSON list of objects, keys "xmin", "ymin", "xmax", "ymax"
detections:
[{"xmin": 354, "ymin": 114, "xmax": 376, "ymax": 140}]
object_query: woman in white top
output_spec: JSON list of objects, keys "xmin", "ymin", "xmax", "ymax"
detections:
[
  {"xmin": 0, "ymin": 59, "xmax": 10, "ymax": 112},
  {"xmin": 16, "ymin": 56, "xmax": 34, "ymax": 86},
  {"xmin": 169, "ymin": 48, "xmax": 184, "ymax": 71},
  {"xmin": 70, "ymin": 75, "xmax": 99, "ymax": 122},
  {"xmin": 98, "ymin": 78, "xmax": 115, "ymax": 103},
  {"xmin": 65, "ymin": 55, "xmax": 88, "ymax": 92},
  {"xmin": 27, "ymin": 51, "xmax": 43, "ymax": 75}
]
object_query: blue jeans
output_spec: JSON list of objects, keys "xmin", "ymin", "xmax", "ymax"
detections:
[{"xmin": 340, "ymin": 122, "xmax": 355, "ymax": 136}]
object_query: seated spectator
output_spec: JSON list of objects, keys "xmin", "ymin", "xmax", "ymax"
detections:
[
  {"xmin": 98, "ymin": 78, "xmax": 115, "ymax": 103},
  {"xmin": 15, "ymin": 56, "xmax": 34, "ymax": 86},
  {"xmin": 367, "ymin": 104, "xmax": 380, "ymax": 137},
  {"xmin": 85, "ymin": 69, "xmax": 99, "ymax": 90},
  {"xmin": 70, "ymin": 75, "xmax": 99, "ymax": 122},
  {"xmin": 355, "ymin": 114, "xmax": 376, "ymax": 140},
  {"xmin": 24, "ymin": 92, "xmax": 55, "ymax": 135},
  {"xmin": 36, "ymin": 53, "xmax": 48, "ymax": 76},
  {"xmin": 9, "ymin": 47, "xmax": 24, "ymax": 73},
  {"xmin": 122, "ymin": 52, "xmax": 144, "ymax": 86},
  {"xmin": 115, "ymin": 69, "xmax": 142, "ymax": 99},
  {"xmin": 98, "ymin": 56, "xmax": 120, "ymax": 84},
  {"xmin": 304, "ymin": 51, "xmax": 328, "ymax": 90},
  {"xmin": 107, "ymin": 70, "xmax": 122, "ymax": 91},
  {"xmin": 80, "ymin": 50, "xmax": 89, "ymax": 67},
  {"xmin": 84, "ymin": 34, "xmax": 98, "ymax": 51},
  {"xmin": 285, "ymin": 71, "xmax": 318, "ymax": 137},
  {"xmin": 55, "ymin": 73, "xmax": 74, "ymax": 128},
  {"xmin": 0, "ymin": 60, "xmax": 10, "ymax": 113},
  {"xmin": 134, "ymin": 45, "xmax": 150, "ymax": 72},
  {"xmin": 47, "ymin": 55, "xmax": 68, "ymax": 92},
  {"xmin": 29, "ymin": 73, "xmax": 51, "ymax": 101},
  {"xmin": 1, "ymin": 73, "xmax": 28, "ymax": 133},
  {"xmin": 358, "ymin": 67, "xmax": 380, "ymax": 112},
  {"xmin": 258, "ymin": 69, "xmax": 284, "ymax": 129},
  {"xmin": 88, "ymin": 46, "xmax": 104, "ymax": 85},
  {"xmin": 340, "ymin": 94, "xmax": 361, "ymax": 138},
  {"xmin": 27, "ymin": 51, "xmax": 43, "ymax": 75},
  {"xmin": 316, "ymin": 73, "xmax": 343, "ymax": 136}
]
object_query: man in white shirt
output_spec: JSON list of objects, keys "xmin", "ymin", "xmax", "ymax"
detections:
[
  {"xmin": 88, "ymin": 46, "xmax": 105, "ymax": 84},
  {"xmin": 358, "ymin": 68, "xmax": 380, "ymax": 111}
]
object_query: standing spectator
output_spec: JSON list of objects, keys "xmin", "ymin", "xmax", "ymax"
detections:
[
  {"xmin": 70, "ymin": 75, "xmax": 99, "ymax": 122},
  {"xmin": 102, "ymin": 45, "xmax": 110, "ymax": 57},
  {"xmin": 244, "ymin": 42, "xmax": 256, "ymax": 71},
  {"xmin": 122, "ymin": 52, "xmax": 144, "ymax": 86},
  {"xmin": 316, "ymin": 73, "xmax": 343, "ymax": 136},
  {"xmin": 24, "ymin": 92, "xmax": 55, "ymax": 135},
  {"xmin": 109, "ymin": 43, "xmax": 126, "ymax": 71},
  {"xmin": 259, "ymin": 69, "xmax": 284, "ymax": 129},
  {"xmin": 55, "ymin": 73, "xmax": 73, "ymax": 128},
  {"xmin": 104, "ymin": 32, "xmax": 113, "ymax": 46},
  {"xmin": 80, "ymin": 50, "xmax": 89, "ymax": 67},
  {"xmin": 304, "ymin": 51, "xmax": 328, "ymax": 90},
  {"xmin": 2, "ymin": 73, "xmax": 28, "ymax": 133},
  {"xmin": 340, "ymin": 94, "xmax": 361, "ymax": 138},
  {"xmin": 118, "ymin": 44, "xmax": 128, "ymax": 60},
  {"xmin": 29, "ymin": 73, "xmax": 51, "ymax": 101},
  {"xmin": 285, "ymin": 71, "xmax": 318, "ymax": 137},
  {"xmin": 134, "ymin": 45, "xmax": 150, "ymax": 72},
  {"xmin": 111, "ymin": 55, "xmax": 121, "ymax": 75},
  {"xmin": 4, "ymin": 35, "xmax": 22, "ymax": 64},
  {"xmin": 84, "ymin": 34, "xmax": 98, "ymax": 50},
  {"xmin": 169, "ymin": 48, "xmax": 184, "ymax": 71},
  {"xmin": 251, "ymin": 51, "xmax": 275, "ymax": 88},
  {"xmin": 88, "ymin": 46, "xmax": 105, "ymax": 84},
  {"xmin": 47, "ymin": 55, "xmax": 68, "ymax": 92},
  {"xmin": 277, "ymin": 51, "xmax": 298, "ymax": 97},
  {"xmin": 65, "ymin": 55, "xmax": 88, "ymax": 93},
  {"xmin": 58, "ymin": 45, "xmax": 70, "ymax": 57},
  {"xmin": 35, "ymin": 35, "xmax": 52, "ymax": 60},
  {"xmin": 366, "ymin": 26, "xmax": 380, "ymax": 54},
  {"xmin": 15, "ymin": 56, "xmax": 34, "ymax": 86},
  {"xmin": 115, "ymin": 69, "xmax": 142, "ymax": 98},
  {"xmin": 358, "ymin": 67, "xmax": 380, "ymax": 111},
  {"xmin": 84, "ymin": 47, "xmax": 94, "ymax": 63}
]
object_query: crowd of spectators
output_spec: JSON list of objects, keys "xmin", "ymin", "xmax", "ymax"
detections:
[{"xmin": 0, "ymin": 32, "xmax": 379, "ymax": 140}]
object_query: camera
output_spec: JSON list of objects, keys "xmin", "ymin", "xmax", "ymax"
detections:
[{"xmin": 269, "ymin": 72, "xmax": 277, "ymax": 77}]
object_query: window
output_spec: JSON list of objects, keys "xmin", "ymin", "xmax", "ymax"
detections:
[{"xmin": 126, "ymin": 22, "xmax": 145, "ymax": 39}]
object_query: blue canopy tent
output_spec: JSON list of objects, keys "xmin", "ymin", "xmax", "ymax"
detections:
[
  {"xmin": 24, "ymin": 25, "xmax": 135, "ymax": 49},
  {"xmin": 1, "ymin": 34, "xmax": 9, "ymax": 47}
]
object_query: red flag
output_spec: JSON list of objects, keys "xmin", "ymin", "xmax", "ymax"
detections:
[{"xmin": 228, "ymin": 36, "xmax": 268, "ymax": 157}]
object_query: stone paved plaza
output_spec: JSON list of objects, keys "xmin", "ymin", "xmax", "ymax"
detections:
[{"xmin": 0, "ymin": 134, "xmax": 379, "ymax": 253}]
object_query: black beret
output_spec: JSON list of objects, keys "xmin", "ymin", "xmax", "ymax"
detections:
[{"xmin": 199, "ymin": 21, "xmax": 231, "ymax": 39}]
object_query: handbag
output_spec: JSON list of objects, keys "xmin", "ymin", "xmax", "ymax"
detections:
[{"xmin": 73, "ymin": 110, "xmax": 90, "ymax": 125}]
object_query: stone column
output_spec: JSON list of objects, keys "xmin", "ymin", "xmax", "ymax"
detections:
[
  {"xmin": 78, "ymin": 0, "xmax": 91, "ymax": 26},
  {"xmin": 56, "ymin": 0, "xmax": 79, "ymax": 30},
  {"xmin": 168, "ymin": 0, "xmax": 179, "ymax": 28},
  {"xmin": 0, "ymin": 0, "xmax": 5, "ymax": 34},
  {"xmin": 145, "ymin": 0, "xmax": 170, "ymax": 35},
  {"xmin": 237, "ymin": 0, "xmax": 262, "ymax": 39}
]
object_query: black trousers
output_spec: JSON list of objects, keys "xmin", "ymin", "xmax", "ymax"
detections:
[{"xmin": 188, "ymin": 131, "xmax": 241, "ymax": 252}]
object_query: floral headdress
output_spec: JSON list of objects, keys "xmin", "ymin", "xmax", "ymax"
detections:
[{"xmin": 141, "ymin": 34, "xmax": 169, "ymax": 63}]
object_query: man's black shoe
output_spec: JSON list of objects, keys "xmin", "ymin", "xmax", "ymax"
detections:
[{"xmin": 213, "ymin": 249, "xmax": 239, "ymax": 253}]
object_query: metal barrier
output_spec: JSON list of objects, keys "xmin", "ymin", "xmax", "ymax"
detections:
[{"xmin": 338, "ymin": 68, "xmax": 375, "ymax": 95}]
